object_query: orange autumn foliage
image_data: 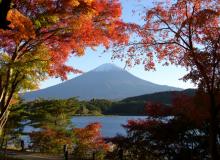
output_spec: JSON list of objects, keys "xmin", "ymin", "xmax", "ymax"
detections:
[
  {"xmin": 114, "ymin": 0, "xmax": 219, "ymax": 83},
  {"xmin": 0, "ymin": 0, "xmax": 129, "ymax": 131},
  {"xmin": 1, "ymin": 0, "xmax": 129, "ymax": 79},
  {"xmin": 73, "ymin": 122, "xmax": 109, "ymax": 152}
]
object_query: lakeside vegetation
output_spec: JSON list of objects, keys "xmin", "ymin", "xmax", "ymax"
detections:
[
  {"xmin": 2, "ymin": 89, "xmax": 219, "ymax": 160},
  {"xmin": 1, "ymin": 98, "xmax": 111, "ymax": 159},
  {"xmin": 0, "ymin": 0, "xmax": 219, "ymax": 159},
  {"xmin": 0, "ymin": 90, "xmax": 195, "ymax": 157}
]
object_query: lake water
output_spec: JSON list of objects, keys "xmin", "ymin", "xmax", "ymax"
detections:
[
  {"xmin": 71, "ymin": 116, "xmax": 147, "ymax": 137},
  {"xmin": 22, "ymin": 116, "xmax": 147, "ymax": 145}
]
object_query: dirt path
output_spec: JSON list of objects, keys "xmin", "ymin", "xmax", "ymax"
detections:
[
  {"xmin": 11, "ymin": 154, "xmax": 63, "ymax": 160},
  {"xmin": 5, "ymin": 151, "xmax": 64, "ymax": 160}
]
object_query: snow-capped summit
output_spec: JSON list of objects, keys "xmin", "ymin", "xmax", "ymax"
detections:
[{"xmin": 92, "ymin": 63, "xmax": 123, "ymax": 72}]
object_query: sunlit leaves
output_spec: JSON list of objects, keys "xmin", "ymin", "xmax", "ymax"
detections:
[
  {"xmin": 113, "ymin": 0, "xmax": 219, "ymax": 77},
  {"xmin": 0, "ymin": 0, "xmax": 128, "ymax": 80},
  {"xmin": 73, "ymin": 122, "xmax": 109, "ymax": 159},
  {"xmin": 7, "ymin": 9, "xmax": 35, "ymax": 43}
]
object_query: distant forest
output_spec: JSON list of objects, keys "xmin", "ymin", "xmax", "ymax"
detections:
[{"xmin": 17, "ymin": 89, "xmax": 195, "ymax": 116}]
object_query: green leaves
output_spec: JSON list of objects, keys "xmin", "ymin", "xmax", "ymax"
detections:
[
  {"xmin": 34, "ymin": 15, "xmax": 60, "ymax": 29},
  {"xmin": 34, "ymin": 20, "xmax": 42, "ymax": 28}
]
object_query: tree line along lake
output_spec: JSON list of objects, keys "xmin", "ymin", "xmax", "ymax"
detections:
[{"xmin": 23, "ymin": 116, "xmax": 147, "ymax": 138}]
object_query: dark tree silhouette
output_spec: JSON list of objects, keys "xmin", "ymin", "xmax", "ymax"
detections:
[{"xmin": 0, "ymin": 0, "xmax": 12, "ymax": 29}]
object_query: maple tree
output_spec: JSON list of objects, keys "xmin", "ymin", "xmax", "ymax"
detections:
[
  {"xmin": 73, "ymin": 122, "xmax": 109, "ymax": 159},
  {"xmin": 113, "ymin": 0, "xmax": 219, "ymax": 159},
  {"xmin": 30, "ymin": 127, "xmax": 74, "ymax": 153},
  {"xmin": 110, "ymin": 93, "xmax": 220, "ymax": 159},
  {"xmin": 0, "ymin": 0, "xmax": 129, "ymax": 132}
]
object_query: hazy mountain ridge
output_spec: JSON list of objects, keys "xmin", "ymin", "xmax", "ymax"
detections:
[{"xmin": 23, "ymin": 64, "xmax": 182, "ymax": 101}]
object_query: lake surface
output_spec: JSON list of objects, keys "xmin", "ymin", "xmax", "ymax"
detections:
[
  {"xmin": 71, "ymin": 116, "xmax": 147, "ymax": 137},
  {"xmin": 23, "ymin": 116, "xmax": 147, "ymax": 145}
]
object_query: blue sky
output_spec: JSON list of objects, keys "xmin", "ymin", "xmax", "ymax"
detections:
[{"xmin": 40, "ymin": 0, "xmax": 196, "ymax": 89}]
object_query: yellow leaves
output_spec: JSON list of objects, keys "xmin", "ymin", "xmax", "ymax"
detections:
[
  {"xmin": 83, "ymin": 0, "xmax": 94, "ymax": 5},
  {"xmin": 50, "ymin": 15, "xmax": 60, "ymax": 23},
  {"xmin": 7, "ymin": 9, "xmax": 35, "ymax": 43},
  {"xmin": 84, "ymin": 8, "xmax": 98, "ymax": 19},
  {"xmin": 68, "ymin": 0, "xmax": 80, "ymax": 7},
  {"xmin": 61, "ymin": 0, "xmax": 94, "ymax": 8},
  {"xmin": 34, "ymin": 15, "xmax": 60, "ymax": 29},
  {"xmin": 1, "ymin": 52, "xmax": 11, "ymax": 63},
  {"xmin": 11, "ymin": 44, "xmax": 50, "ymax": 92},
  {"xmin": 70, "ymin": 0, "xmax": 94, "ymax": 6}
]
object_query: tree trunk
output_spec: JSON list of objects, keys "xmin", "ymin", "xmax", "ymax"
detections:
[
  {"xmin": 0, "ymin": 106, "xmax": 10, "ymax": 136},
  {"xmin": 209, "ymin": 94, "xmax": 219, "ymax": 160},
  {"xmin": 0, "ymin": 131, "xmax": 5, "ymax": 149},
  {"xmin": 0, "ymin": 70, "xmax": 20, "ymax": 135}
]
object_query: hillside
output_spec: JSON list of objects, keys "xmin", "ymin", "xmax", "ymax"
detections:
[
  {"xmin": 105, "ymin": 89, "xmax": 196, "ymax": 115},
  {"xmin": 123, "ymin": 89, "xmax": 196, "ymax": 104}
]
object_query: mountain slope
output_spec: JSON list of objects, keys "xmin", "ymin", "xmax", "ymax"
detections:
[
  {"xmin": 122, "ymin": 89, "xmax": 196, "ymax": 104},
  {"xmin": 23, "ymin": 63, "xmax": 182, "ymax": 101},
  {"xmin": 105, "ymin": 89, "xmax": 196, "ymax": 115}
]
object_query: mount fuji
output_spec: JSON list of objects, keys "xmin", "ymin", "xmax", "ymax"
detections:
[{"xmin": 23, "ymin": 63, "xmax": 182, "ymax": 101}]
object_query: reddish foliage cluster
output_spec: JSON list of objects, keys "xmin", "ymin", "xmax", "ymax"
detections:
[
  {"xmin": 110, "ymin": 92, "xmax": 220, "ymax": 159},
  {"xmin": 145, "ymin": 93, "xmax": 212, "ymax": 126},
  {"xmin": 171, "ymin": 94, "xmax": 210, "ymax": 125},
  {"xmin": 113, "ymin": 0, "xmax": 219, "ymax": 87},
  {"xmin": 123, "ymin": 119, "xmax": 161, "ymax": 132},
  {"xmin": 145, "ymin": 102, "xmax": 171, "ymax": 117},
  {"xmin": 73, "ymin": 122, "xmax": 109, "ymax": 151}
]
